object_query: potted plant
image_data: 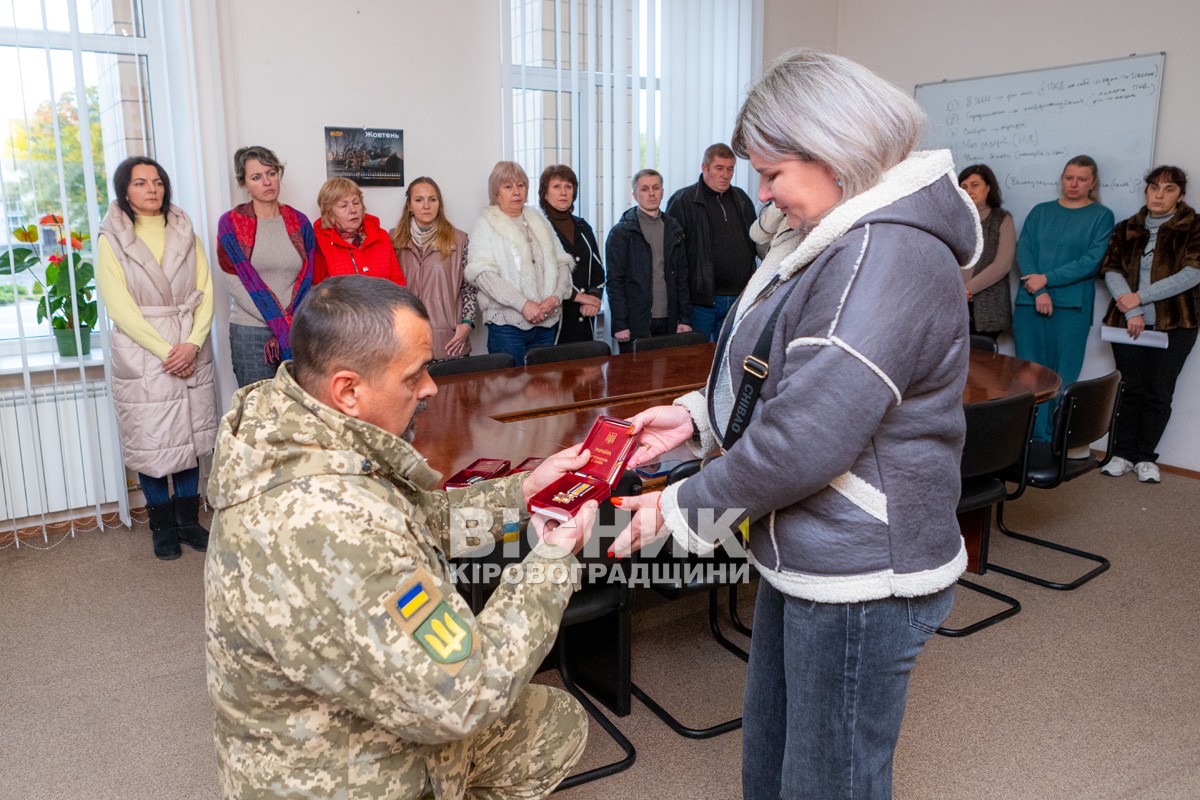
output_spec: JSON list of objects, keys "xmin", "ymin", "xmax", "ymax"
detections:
[{"xmin": 0, "ymin": 214, "xmax": 98, "ymax": 357}]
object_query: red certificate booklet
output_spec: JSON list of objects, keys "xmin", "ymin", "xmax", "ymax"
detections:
[
  {"xmin": 443, "ymin": 458, "xmax": 511, "ymax": 489},
  {"xmin": 528, "ymin": 416, "xmax": 638, "ymax": 522}
]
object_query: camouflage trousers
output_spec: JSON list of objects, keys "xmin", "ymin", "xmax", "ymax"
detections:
[{"xmin": 424, "ymin": 684, "xmax": 588, "ymax": 799}]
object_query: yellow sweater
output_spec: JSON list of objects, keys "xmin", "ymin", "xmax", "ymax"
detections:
[{"xmin": 96, "ymin": 214, "xmax": 215, "ymax": 361}]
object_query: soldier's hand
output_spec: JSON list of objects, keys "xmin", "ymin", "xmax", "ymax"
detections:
[
  {"xmin": 535, "ymin": 500, "xmax": 599, "ymax": 555},
  {"xmin": 522, "ymin": 445, "xmax": 591, "ymax": 506}
]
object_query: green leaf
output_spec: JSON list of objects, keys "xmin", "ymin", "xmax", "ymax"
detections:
[
  {"xmin": 45, "ymin": 262, "xmax": 60, "ymax": 285},
  {"xmin": 36, "ymin": 297, "xmax": 48, "ymax": 323},
  {"xmin": 54, "ymin": 264, "xmax": 75, "ymax": 294},
  {"xmin": 0, "ymin": 246, "xmax": 37, "ymax": 275}
]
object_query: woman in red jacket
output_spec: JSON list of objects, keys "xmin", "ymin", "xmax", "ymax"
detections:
[{"xmin": 312, "ymin": 177, "xmax": 405, "ymax": 285}]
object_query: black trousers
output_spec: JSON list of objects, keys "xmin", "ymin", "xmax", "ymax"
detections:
[{"xmin": 1110, "ymin": 326, "xmax": 1198, "ymax": 463}]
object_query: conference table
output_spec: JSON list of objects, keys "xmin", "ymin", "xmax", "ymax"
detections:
[
  {"xmin": 414, "ymin": 343, "xmax": 1058, "ymax": 474},
  {"xmin": 413, "ymin": 342, "xmax": 1059, "ymax": 576},
  {"xmin": 412, "ymin": 343, "xmax": 1057, "ymax": 714}
]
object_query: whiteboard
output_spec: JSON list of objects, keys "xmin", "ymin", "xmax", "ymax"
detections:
[{"xmin": 915, "ymin": 53, "xmax": 1165, "ymax": 228}]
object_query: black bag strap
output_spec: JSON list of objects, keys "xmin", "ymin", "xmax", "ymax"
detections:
[{"xmin": 721, "ymin": 277, "xmax": 802, "ymax": 451}]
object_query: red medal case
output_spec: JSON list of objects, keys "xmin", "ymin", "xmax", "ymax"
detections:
[
  {"xmin": 443, "ymin": 458, "xmax": 511, "ymax": 489},
  {"xmin": 528, "ymin": 416, "xmax": 638, "ymax": 522},
  {"xmin": 508, "ymin": 457, "xmax": 546, "ymax": 475}
]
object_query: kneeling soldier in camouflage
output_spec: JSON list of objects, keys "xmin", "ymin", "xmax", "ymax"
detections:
[{"xmin": 204, "ymin": 275, "xmax": 597, "ymax": 798}]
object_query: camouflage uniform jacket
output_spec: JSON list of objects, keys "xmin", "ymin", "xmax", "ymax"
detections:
[{"xmin": 204, "ymin": 364, "xmax": 579, "ymax": 798}]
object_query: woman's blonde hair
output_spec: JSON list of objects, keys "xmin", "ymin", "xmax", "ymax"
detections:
[
  {"xmin": 731, "ymin": 48, "xmax": 926, "ymax": 200},
  {"xmin": 391, "ymin": 177, "xmax": 458, "ymax": 258},
  {"xmin": 316, "ymin": 177, "xmax": 365, "ymax": 228}
]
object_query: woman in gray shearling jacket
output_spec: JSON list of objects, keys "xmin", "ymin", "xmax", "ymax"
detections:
[{"xmin": 611, "ymin": 50, "xmax": 977, "ymax": 800}]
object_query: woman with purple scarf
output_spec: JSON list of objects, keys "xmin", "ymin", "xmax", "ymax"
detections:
[{"xmin": 217, "ymin": 145, "xmax": 315, "ymax": 387}]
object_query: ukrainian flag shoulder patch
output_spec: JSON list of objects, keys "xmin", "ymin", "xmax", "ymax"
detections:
[
  {"xmin": 383, "ymin": 568, "xmax": 477, "ymax": 676},
  {"xmin": 385, "ymin": 569, "xmax": 443, "ymax": 634}
]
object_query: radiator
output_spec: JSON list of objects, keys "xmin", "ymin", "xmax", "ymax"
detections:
[{"xmin": 0, "ymin": 380, "xmax": 124, "ymax": 521}]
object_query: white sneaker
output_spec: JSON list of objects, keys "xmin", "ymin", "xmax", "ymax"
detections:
[
  {"xmin": 1101, "ymin": 456, "xmax": 1133, "ymax": 477},
  {"xmin": 1067, "ymin": 446, "xmax": 1093, "ymax": 459},
  {"xmin": 1135, "ymin": 461, "xmax": 1161, "ymax": 483}
]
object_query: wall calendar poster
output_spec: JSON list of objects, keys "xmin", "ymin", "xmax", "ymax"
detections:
[{"xmin": 324, "ymin": 126, "xmax": 404, "ymax": 187}]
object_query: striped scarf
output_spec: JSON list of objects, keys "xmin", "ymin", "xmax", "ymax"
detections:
[{"xmin": 216, "ymin": 203, "xmax": 315, "ymax": 359}]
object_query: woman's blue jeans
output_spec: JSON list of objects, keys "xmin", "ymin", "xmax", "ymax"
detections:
[
  {"xmin": 486, "ymin": 323, "xmax": 556, "ymax": 366},
  {"xmin": 742, "ymin": 579, "xmax": 954, "ymax": 800},
  {"xmin": 137, "ymin": 465, "xmax": 200, "ymax": 506}
]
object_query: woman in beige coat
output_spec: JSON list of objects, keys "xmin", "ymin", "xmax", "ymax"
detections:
[
  {"xmin": 96, "ymin": 156, "xmax": 218, "ymax": 560},
  {"xmin": 390, "ymin": 177, "xmax": 475, "ymax": 360}
]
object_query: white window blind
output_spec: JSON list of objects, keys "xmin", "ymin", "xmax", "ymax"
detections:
[{"xmin": 500, "ymin": 0, "xmax": 763, "ymax": 244}]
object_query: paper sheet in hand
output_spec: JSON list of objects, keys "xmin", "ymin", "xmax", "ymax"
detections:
[{"xmin": 1100, "ymin": 325, "xmax": 1168, "ymax": 349}]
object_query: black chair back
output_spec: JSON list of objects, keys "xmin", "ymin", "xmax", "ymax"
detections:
[
  {"xmin": 1009, "ymin": 370, "xmax": 1123, "ymax": 493},
  {"xmin": 969, "ymin": 334, "xmax": 999, "ymax": 353},
  {"xmin": 525, "ymin": 339, "xmax": 611, "ymax": 365},
  {"xmin": 961, "ymin": 392, "xmax": 1035, "ymax": 480},
  {"xmin": 1053, "ymin": 370, "xmax": 1123, "ymax": 455},
  {"xmin": 427, "ymin": 353, "xmax": 514, "ymax": 378},
  {"xmin": 665, "ymin": 458, "xmax": 704, "ymax": 483},
  {"xmin": 958, "ymin": 392, "xmax": 1035, "ymax": 518},
  {"xmin": 988, "ymin": 372, "xmax": 1121, "ymax": 592},
  {"xmin": 632, "ymin": 331, "xmax": 710, "ymax": 352}
]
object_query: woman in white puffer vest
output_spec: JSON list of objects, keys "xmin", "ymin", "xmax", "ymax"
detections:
[{"xmin": 96, "ymin": 156, "xmax": 217, "ymax": 560}]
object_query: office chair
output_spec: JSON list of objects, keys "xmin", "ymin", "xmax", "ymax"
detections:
[
  {"xmin": 936, "ymin": 391, "xmax": 1035, "ymax": 637},
  {"xmin": 631, "ymin": 331, "xmax": 710, "ymax": 352},
  {"xmin": 969, "ymin": 334, "xmax": 999, "ymax": 353},
  {"xmin": 453, "ymin": 520, "xmax": 635, "ymax": 792},
  {"xmin": 628, "ymin": 458, "xmax": 750, "ymax": 739},
  {"xmin": 553, "ymin": 580, "xmax": 636, "ymax": 790},
  {"xmin": 989, "ymin": 371, "xmax": 1123, "ymax": 590},
  {"xmin": 427, "ymin": 353, "xmax": 515, "ymax": 378},
  {"xmin": 524, "ymin": 340, "xmax": 611, "ymax": 365}
]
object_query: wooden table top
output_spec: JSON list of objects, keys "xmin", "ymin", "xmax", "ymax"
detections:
[
  {"xmin": 964, "ymin": 349, "xmax": 1060, "ymax": 405},
  {"xmin": 412, "ymin": 343, "xmax": 1060, "ymax": 478}
]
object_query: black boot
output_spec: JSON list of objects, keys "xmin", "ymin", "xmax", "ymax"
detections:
[
  {"xmin": 147, "ymin": 502, "xmax": 181, "ymax": 561},
  {"xmin": 173, "ymin": 495, "xmax": 209, "ymax": 552}
]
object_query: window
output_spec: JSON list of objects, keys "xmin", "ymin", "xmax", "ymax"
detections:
[
  {"xmin": 500, "ymin": 0, "xmax": 762, "ymax": 239},
  {"xmin": 0, "ymin": 0, "xmax": 156, "ymax": 353},
  {"xmin": 0, "ymin": 0, "xmax": 174, "ymax": 538}
]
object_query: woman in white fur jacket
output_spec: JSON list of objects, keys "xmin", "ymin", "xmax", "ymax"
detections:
[{"xmin": 464, "ymin": 161, "xmax": 573, "ymax": 365}]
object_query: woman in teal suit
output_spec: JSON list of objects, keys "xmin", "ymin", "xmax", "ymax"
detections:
[{"xmin": 1014, "ymin": 155, "xmax": 1115, "ymax": 441}]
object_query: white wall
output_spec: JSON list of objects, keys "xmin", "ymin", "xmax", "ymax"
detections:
[
  {"xmin": 203, "ymin": 0, "xmax": 504, "ymax": 399},
  {"xmin": 762, "ymin": 0, "xmax": 838, "ymax": 60},
  {"xmin": 213, "ymin": 0, "xmax": 503, "ymax": 228}
]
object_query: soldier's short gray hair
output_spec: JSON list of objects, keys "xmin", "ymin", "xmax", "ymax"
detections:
[
  {"xmin": 291, "ymin": 276, "xmax": 429, "ymax": 390},
  {"xmin": 731, "ymin": 48, "xmax": 926, "ymax": 200}
]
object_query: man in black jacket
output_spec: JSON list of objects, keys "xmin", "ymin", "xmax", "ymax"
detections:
[
  {"xmin": 605, "ymin": 169, "xmax": 692, "ymax": 353},
  {"xmin": 665, "ymin": 143, "xmax": 758, "ymax": 340}
]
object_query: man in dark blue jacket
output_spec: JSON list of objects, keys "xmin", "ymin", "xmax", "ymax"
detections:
[{"xmin": 605, "ymin": 169, "xmax": 692, "ymax": 353}]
